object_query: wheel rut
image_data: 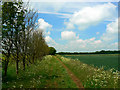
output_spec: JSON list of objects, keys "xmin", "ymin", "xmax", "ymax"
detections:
[{"xmin": 54, "ymin": 56, "xmax": 84, "ymax": 89}]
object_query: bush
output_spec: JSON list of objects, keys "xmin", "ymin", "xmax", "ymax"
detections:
[{"xmin": 49, "ymin": 47, "xmax": 56, "ymax": 55}]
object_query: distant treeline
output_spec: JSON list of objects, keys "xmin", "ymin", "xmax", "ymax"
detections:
[{"xmin": 57, "ymin": 50, "xmax": 120, "ymax": 55}]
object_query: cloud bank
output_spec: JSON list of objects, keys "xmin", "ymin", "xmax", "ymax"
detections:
[{"xmin": 65, "ymin": 3, "xmax": 117, "ymax": 30}]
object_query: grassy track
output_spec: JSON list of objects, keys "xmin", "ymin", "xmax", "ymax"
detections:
[
  {"xmin": 54, "ymin": 56, "xmax": 84, "ymax": 88},
  {"xmin": 63, "ymin": 54, "xmax": 119, "ymax": 70},
  {"xmin": 2, "ymin": 55, "xmax": 77, "ymax": 88},
  {"xmin": 57, "ymin": 55, "xmax": 119, "ymax": 88}
]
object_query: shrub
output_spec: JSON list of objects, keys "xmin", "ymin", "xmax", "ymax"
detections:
[{"xmin": 49, "ymin": 47, "xmax": 56, "ymax": 55}]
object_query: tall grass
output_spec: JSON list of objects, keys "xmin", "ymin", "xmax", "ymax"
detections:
[
  {"xmin": 2, "ymin": 55, "xmax": 77, "ymax": 88},
  {"xmin": 57, "ymin": 55, "xmax": 120, "ymax": 88}
]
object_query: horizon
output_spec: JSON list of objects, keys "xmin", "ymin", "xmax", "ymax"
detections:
[{"xmin": 56, "ymin": 49, "xmax": 119, "ymax": 53}]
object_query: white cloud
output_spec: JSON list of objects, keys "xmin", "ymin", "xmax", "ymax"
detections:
[
  {"xmin": 26, "ymin": 2, "xmax": 66, "ymax": 14},
  {"xmin": 45, "ymin": 36, "xmax": 67, "ymax": 51},
  {"xmin": 96, "ymin": 32, "xmax": 100, "ymax": 35},
  {"xmin": 101, "ymin": 19, "xmax": 118, "ymax": 42},
  {"xmin": 38, "ymin": 18, "xmax": 52, "ymax": 31},
  {"xmin": 63, "ymin": 38, "xmax": 117, "ymax": 52},
  {"xmin": 23, "ymin": 0, "xmax": 119, "ymax": 2},
  {"xmin": 67, "ymin": 38, "xmax": 102, "ymax": 51},
  {"xmin": 45, "ymin": 36, "xmax": 59, "ymax": 48},
  {"xmin": 38, "ymin": 11, "xmax": 71, "ymax": 18},
  {"xmin": 45, "ymin": 36, "xmax": 53, "ymax": 43},
  {"xmin": 47, "ymin": 31, "xmax": 50, "ymax": 35},
  {"xmin": 64, "ymin": 22, "xmax": 75, "ymax": 29},
  {"xmin": 61, "ymin": 31, "xmax": 79, "ymax": 40},
  {"xmin": 94, "ymin": 40, "xmax": 102, "ymax": 44},
  {"xmin": 36, "ymin": 18, "xmax": 52, "ymax": 36},
  {"xmin": 25, "ymin": 2, "xmax": 118, "ymax": 19},
  {"xmin": 28, "ymin": 2, "xmax": 118, "ymax": 52},
  {"xmin": 89, "ymin": 37, "xmax": 95, "ymax": 41},
  {"xmin": 65, "ymin": 3, "xmax": 117, "ymax": 30},
  {"xmin": 45, "ymin": 26, "xmax": 118, "ymax": 52},
  {"xmin": 59, "ymin": 30, "xmax": 118, "ymax": 51},
  {"xmin": 45, "ymin": 35, "xmax": 118, "ymax": 52}
]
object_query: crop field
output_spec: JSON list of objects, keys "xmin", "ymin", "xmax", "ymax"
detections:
[{"xmin": 63, "ymin": 54, "xmax": 119, "ymax": 71}]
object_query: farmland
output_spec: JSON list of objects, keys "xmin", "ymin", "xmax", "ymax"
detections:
[
  {"xmin": 63, "ymin": 54, "xmax": 119, "ymax": 71},
  {"xmin": 2, "ymin": 55, "xmax": 120, "ymax": 88}
]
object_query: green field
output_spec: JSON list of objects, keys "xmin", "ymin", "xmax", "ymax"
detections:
[{"xmin": 63, "ymin": 54, "xmax": 119, "ymax": 71}]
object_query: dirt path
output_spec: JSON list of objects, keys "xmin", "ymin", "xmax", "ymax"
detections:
[{"xmin": 54, "ymin": 56, "xmax": 84, "ymax": 89}]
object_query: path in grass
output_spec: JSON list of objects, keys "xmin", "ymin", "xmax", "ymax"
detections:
[
  {"xmin": 2, "ymin": 55, "xmax": 78, "ymax": 88},
  {"xmin": 55, "ymin": 56, "xmax": 84, "ymax": 88}
]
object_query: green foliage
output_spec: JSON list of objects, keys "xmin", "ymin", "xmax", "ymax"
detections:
[
  {"xmin": 49, "ymin": 47, "xmax": 56, "ymax": 55},
  {"xmin": 2, "ymin": 1, "xmax": 23, "ymax": 76},
  {"xmin": 29, "ymin": 31, "xmax": 49, "ymax": 63},
  {"xmin": 2, "ymin": 0, "xmax": 49, "ymax": 77}
]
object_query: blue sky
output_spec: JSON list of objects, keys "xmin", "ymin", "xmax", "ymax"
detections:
[{"xmin": 26, "ymin": 1, "xmax": 119, "ymax": 52}]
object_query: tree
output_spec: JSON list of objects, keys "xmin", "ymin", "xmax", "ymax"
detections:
[
  {"xmin": 20, "ymin": 4, "xmax": 38, "ymax": 70},
  {"xmin": 2, "ymin": 0, "xmax": 27, "ymax": 75},
  {"xmin": 12, "ymin": 1, "xmax": 26, "ymax": 74},
  {"xmin": 49, "ymin": 47, "xmax": 56, "ymax": 55},
  {"xmin": 2, "ymin": 1, "xmax": 18, "ymax": 76},
  {"xmin": 29, "ymin": 31, "xmax": 49, "ymax": 63},
  {"xmin": 2, "ymin": 0, "xmax": 49, "ymax": 77}
]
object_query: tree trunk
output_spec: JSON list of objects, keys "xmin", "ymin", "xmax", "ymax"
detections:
[
  {"xmin": 32, "ymin": 55, "xmax": 34, "ymax": 64},
  {"xmin": 4, "ymin": 60, "xmax": 9, "ymax": 77},
  {"xmin": 28, "ymin": 57, "xmax": 32, "ymax": 64},
  {"xmin": 16, "ymin": 51, "xmax": 19, "ymax": 74},
  {"xmin": 16, "ymin": 59, "xmax": 19, "ymax": 74},
  {"xmin": 23, "ymin": 55, "xmax": 25, "ymax": 70},
  {"xmin": 4, "ymin": 52, "xmax": 10, "ymax": 77}
]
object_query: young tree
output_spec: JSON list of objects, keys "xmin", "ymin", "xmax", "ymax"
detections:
[
  {"xmin": 12, "ymin": 1, "xmax": 26, "ymax": 74},
  {"xmin": 21, "ymin": 7, "xmax": 38, "ymax": 69},
  {"xmin": 2, "ymin": 0, "xmax": 49, "ymax": 76},
  {"xmin": 2, "ymin": 0, "xmax": 27, "ymax": 75},
  {"xmin": 29, "ymin": 30, "xmax": 49, "ymax": 63},
  {"xmin": 2, "ymin": 1, "xmax": 18, "ymax": 76}
]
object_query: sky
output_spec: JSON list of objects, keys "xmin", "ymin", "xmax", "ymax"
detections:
[{"xmin": 23, "ymin": 0, "xmax": 119, "ymax": 52}]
